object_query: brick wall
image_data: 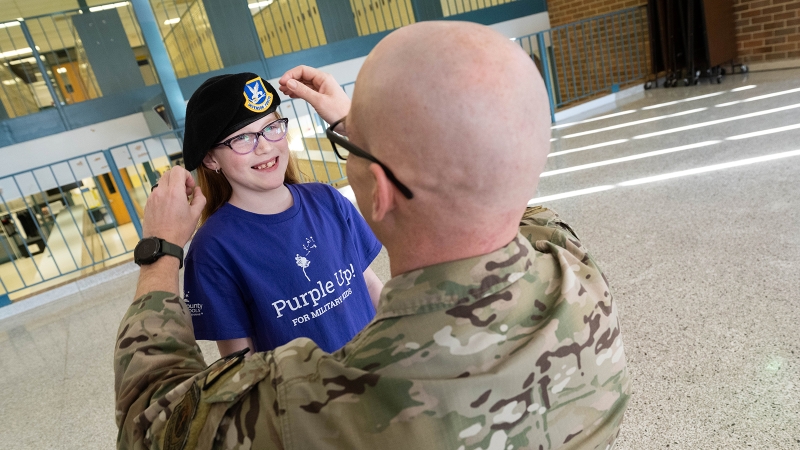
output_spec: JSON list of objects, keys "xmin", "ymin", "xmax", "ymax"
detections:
[
  {"xmin": 548, "ymin": 0, "xmax": 800, "ymax": 67},
  {"xmin": 544, "ymin": 0, "xmax": 650, "ymax": 107},
  {"xmin": 547, "ymin": 0, "xmax": 646, "ymax": 27},
  {"xmin": 734, "ymin": 0, "xmax": 800, "ymax": 64}
]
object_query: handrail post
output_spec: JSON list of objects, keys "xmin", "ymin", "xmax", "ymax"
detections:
[
  {"xmin": 537, "ymin": 32, "xmax": 556, "ymax": 124},
  {"xmin": 103, "ymin": 149, "xmax": 144, "ymax": 239},
  {"xmin": 131, "ymin": 0, "xmax": 186, "ymax": 129},
  {"xmin": 18, "ymin": 20, "xmax": 70, "ymax": 129}
]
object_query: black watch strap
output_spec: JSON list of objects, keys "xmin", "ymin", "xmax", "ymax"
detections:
[{"xmin": 159, "ymin": 239, "xmax": 185, "ymax": 269}]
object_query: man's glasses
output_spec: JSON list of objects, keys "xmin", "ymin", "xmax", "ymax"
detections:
[
  {"xmin": 215, "ymin": 118, "xmax": 289, "ymax": 154},
  {"xmin": 325, "ymin": 117, "xmax": 414, "ymax": 199}
]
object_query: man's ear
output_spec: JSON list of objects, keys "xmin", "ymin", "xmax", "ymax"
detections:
[
  {"xmin": 202, "ymin": 152, "xmax": 218, "ymax": 171},
  {"xmin": 368, "ymin": 163, "xmax": 396, "ymax": 223}
]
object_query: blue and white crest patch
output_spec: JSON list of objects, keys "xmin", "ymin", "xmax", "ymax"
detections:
[{"xmin": 243, "ymin": 77, "xmax": 273, "ymax": 113}]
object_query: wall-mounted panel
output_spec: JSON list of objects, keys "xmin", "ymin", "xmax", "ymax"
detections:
[{"xmin": 71, "ymin": 9, "xmax": 146, "ymax": 96}]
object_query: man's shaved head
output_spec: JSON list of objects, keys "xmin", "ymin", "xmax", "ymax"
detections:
[{"xmin": 347, "ymin": 21, "xmax": 551, "ymax": 275}]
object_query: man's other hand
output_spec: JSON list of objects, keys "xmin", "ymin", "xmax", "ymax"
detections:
[
  {"xmin": 143, "ymin": 166, "xmax": 206, "ymax": 247},
  {"xmin": 279, "ymin": 65, "xmax": 351, "ymax": 126}
]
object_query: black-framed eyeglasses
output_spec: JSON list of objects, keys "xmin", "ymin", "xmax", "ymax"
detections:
[
  {"xmin": 325, "ymin": 117, "xmax": 414, "ymax": 199},
  {"xmin": 215, "ymin": 118, "xmax": 289, "ymax": 155}
]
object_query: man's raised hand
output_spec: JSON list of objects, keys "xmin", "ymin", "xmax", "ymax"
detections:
[
  {"xmin": 279, "ymin": 65, "xmax": 351, "ymax": 125},
  {"xmin": 143, "ymin": 166, "xmax": 206, "ymax": 247}
]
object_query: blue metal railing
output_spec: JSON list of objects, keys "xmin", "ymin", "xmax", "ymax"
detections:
[
  {"xmin": 0, "ymin": 129, "xmax": 182, "ymax": 301},
  {"xmin": 514, "ymin": 6, "xmax": 649, "ymax": 122}
]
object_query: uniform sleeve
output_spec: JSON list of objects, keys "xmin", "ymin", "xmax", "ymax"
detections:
[
  {"xmin": 115, "ymin": 292, "xmax": 284, "ymax": 449},
  {"xmin": 331, "ymin": 186, "xmax": 382, "ymax": 271},
  {"xmin": 184, "ymin": 256, "xmax": 255, "ymax": 341},
  {"xmin": 114, "ymin": 291, "xmax": 207, "ymax": 449}
]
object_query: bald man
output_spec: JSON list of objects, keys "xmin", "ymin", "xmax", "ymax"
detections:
[{"xmin": 115, "ymin": 21, "xmax": 629, "ymax": 450}]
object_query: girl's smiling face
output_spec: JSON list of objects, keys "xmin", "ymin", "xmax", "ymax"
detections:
[{"xmin": 202, "ymin": 113, "xmax": 291, "ymax": 198}]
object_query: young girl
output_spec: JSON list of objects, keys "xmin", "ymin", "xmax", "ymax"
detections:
[{"xmin": 180, "ymin": 72, "xmax": 383, "ymax": 357}]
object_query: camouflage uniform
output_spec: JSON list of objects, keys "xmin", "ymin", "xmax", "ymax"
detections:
[{"xmin": 115, "ymin": 207, "xmax": 629, "ymax": 449}]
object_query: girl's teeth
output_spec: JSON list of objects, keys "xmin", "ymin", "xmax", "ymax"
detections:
[{"xmin": 254, "ymin": 159, "xmax": 277, "ymax": 169}]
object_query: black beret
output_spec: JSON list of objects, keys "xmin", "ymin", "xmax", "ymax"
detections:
[{"xmin": 182, "ymin": 72, "xmax": 281, "ymax": 171}]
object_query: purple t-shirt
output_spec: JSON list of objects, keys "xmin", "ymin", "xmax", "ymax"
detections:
[{"xmin": 183, "ymin": 183, "xmax": 382, "ymax": 353}]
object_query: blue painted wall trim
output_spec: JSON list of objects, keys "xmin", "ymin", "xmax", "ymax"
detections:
[
  {"xmin": 1, "ymin": 109, "xmax": 66, "ymax": 147},
  {"xmin": 61, "ymin": 86, "xmax": 164, "ymax": 129},
  {"xmin": 0, "ymin": 85, "xmax": 162, "ymax": 147},
  {"xmin": 441, "ymin": 0, "xmax": 546, "ymax": 25}
]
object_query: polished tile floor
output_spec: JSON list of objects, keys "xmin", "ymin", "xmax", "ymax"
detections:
[{"xmin": 1, "ymin": 68, "xmax": 799, "ymax": 449}]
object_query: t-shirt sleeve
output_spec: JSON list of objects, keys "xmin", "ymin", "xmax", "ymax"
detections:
[
  {"xmin": 330, "ymin": 186, "xmax": 382, "ymax": 271},
  {"xmin": 183, "ymin": 256, "xmax": 255, "ymax": 341}
]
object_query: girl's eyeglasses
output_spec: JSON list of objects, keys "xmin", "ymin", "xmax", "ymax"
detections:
[{"xmin": 215, "ymin": 118, "xmax": 289, "ymax": 155}]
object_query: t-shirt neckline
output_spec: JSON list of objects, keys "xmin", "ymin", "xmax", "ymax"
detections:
[{"xmin": 219, "ymin": 183, "xmax": 302, "ymax": 224}]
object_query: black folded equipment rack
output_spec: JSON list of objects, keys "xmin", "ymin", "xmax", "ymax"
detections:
[{"xmin": 645, "ymin": 0, "xmax": 745, "ymax": 89}]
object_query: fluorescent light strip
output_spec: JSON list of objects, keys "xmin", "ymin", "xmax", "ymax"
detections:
[
  {"xmin": 529, "ymin": 148, "xmax": 800, "ymax": 204},
  {"xmin": 642, "ymin": 92, "xmax": 724, "ymax": 110},
  {"xmin": 551, "ymin": 110, "xmax": 637, "ymax": 130},
  {"xmin": 540, "ymin": 141, "xmax": 719, "ymax": 177},
  {"xmin": 548, "ymin": 139, "xmax": 628, "ymax": 158},
  {"xmin": 164, "ymin": 18, "xmax": 180, "ymax": 25},
  {"xmin": 0, "ymin": 47, "xmax": 32, "ymax": 58},
  {"xmin": 731, "ymin": 85, "xmax": 756, "ymax": 92},
  {"xmin": 726, "ymin": 123, "xmax": 800, "ymax": 140},
  {"xmin": 528, "ymin": 186, "xmax": 615, "ymax": 204},
  {"xmin": 562, "ymin": 108, "xmax": 707, "ymax": 139},
  {"xmin": 0, "ymin": 21, "xmax": 20, "ymax": 29},
  {"xmin": 716, "ymin": 87, "xmax": 800, "ymax": 107},
  {"xmin": 89, "ymin": 1, "xmax": 129, "ymax": 11},
  {"xmin": 550, "ymin": 138, "xmax": 558, "ymax": 142},
  {"xmin": 249, "ymin": 0, "xmax": 274, "ymax": 8},
  {"xmin": 619, "ymin": 149, "xmax": 800, "ymax": 186},
  {"xmin": 634, "ymin": 102, "xmax": 800, "ymax": 139}
]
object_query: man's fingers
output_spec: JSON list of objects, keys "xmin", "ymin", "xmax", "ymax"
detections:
[
  {"xmin": 285, "ymin": 78, "xmax": 324, "ymax": 104},
  {"xmin": 160, "ymin": 167, "xmax": 171, "ymax": 187},
  {"xmin": 189, "ymin": 186, "xmax": 206, "ymax": 216},
  {"xmin": 280, "ymin": 65, "xmax": 324, "ymax": 89}
]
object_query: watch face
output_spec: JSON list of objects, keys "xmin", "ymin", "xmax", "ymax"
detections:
[{"xmin": 135, "ymin": 238, "xmax": 160, "ymax": 260}]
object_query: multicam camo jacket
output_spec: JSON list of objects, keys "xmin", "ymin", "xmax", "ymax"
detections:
[{"xmin": 115, "ymin": 206, "xmax": 630, "ymax": 450}]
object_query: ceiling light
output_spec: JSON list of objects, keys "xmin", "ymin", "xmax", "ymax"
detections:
[
  {"xmin": 164, "ymin": 18, "xmax": 180, "ymax": 25},
  {"xmin": 249, "ymin": 0, "xmax": 274, "ymax": 8},
  {"xmin": 89, "ymin": 2, "xmax": 130, "ymax": 12},
  {"xmin": 0, "ymin": 48, "xmax": 33, "ymax": 59},
  {"xmin": 0, "ymin": 21, "xmax": 20, "ymax": 29}
]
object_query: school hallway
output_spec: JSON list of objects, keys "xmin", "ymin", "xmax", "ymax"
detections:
[{"xmin": 1, "ymin": 68, "xmax": 799, "ymax": 449}]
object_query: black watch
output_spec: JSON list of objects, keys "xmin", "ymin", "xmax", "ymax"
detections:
[{"xmin": 134, "ymin": 237, "xmax": 184, "ymax": 269}]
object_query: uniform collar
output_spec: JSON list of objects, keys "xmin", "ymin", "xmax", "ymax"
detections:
[{"xmin": 375, "ymin": 234, "xmax": 535, "ymax": 320}]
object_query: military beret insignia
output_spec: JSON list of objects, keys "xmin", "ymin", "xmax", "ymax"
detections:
[{"xmin": 243, "ymin": 77, "xmax": 273, "ymax": 113}]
